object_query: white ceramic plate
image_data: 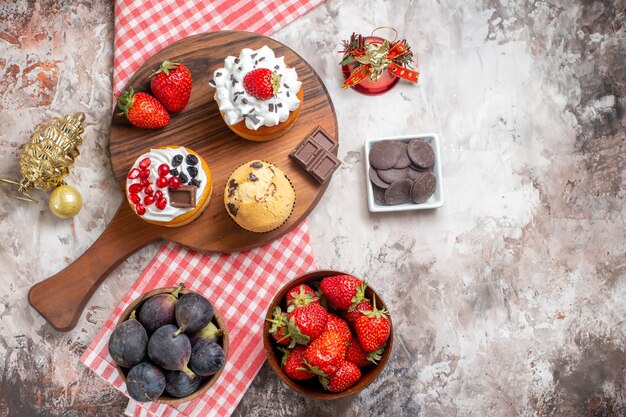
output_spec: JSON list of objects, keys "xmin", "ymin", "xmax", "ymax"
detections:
[{"xmin": 364, "ymin": 133, "xmax": 444, "ymax": 212}]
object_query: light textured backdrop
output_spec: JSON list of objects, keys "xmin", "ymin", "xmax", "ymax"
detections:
[{"xmin": 0, "ymin": 1, "xmax": 624, "ymax": 416}]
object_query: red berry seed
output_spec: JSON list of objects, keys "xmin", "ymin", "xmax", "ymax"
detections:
[
  {"xmin": 169, "ymin": 176, "xmax": 181, "ymax": 189},
  {"xmin": 128, "ymin": 183, "xmax": 142, "ymax": 194},
  {"xmin": 156, "ymin": 176, "xmax": 169, "ymax": 188},
  {"xmin": 156, "ymin": 197, "xmax": 167, "ymax": 210},
  {"xmin": 144, "ymin": 185, "xmax": 154, "ymax": 195},
  {"xmin": 158, "ymin": 164, "xmax": 170, "ymax": 176},
  {"xmin": 127, "ymin": 168, "xmax": 140, "ymax": 179},
  {"xmin": 154, "ymin": 190, "xmax": 163, "ymax": 200},
  {"xmin": 139, "ymin": 157, "xmax": 151, "ymax": 169},
  {"xmin": 135, "ymin": 204, "xmax": 146, "ymax": 215},
  {"xmin": 144, "ymin": 195, "xmax": 155, "ymax": 205},
  {"xmin": 128, "ymin": 193, "xmax": 140, "ymax": 204},
  {"xmin": 140, "ymin": 178, "xmax": 150, "ymax": 187},
  {"xmin": 139, "ymin": 169, "xmax": 150, "ymax": 178}
]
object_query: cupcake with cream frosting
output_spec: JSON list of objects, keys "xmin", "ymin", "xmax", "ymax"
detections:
[
  {"xmin": 125, "ymin": 146, "xmax": 212, "ymax": 227},
  {"xmin": 210, "ymin": 45, "xmax": 303, "ymax": 141}
]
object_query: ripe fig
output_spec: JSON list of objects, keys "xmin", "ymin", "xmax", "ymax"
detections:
[
  {"xmin": 189, "ymin": 340, "xmax": 225, "ymax": 377},
  {"xmin": 164, "ymin": 369, "xmax": 202, "ymax": 398},
  {"xmin": 147, "ymin": 324, "xmax": 194, "ymax": 378},
  {"xmin": 138, "ymin": 284, "xmax": 184, "ymax": 334},
  {"xmin": 188, "ymin": 322, "xmax": 223, "ymax": 346},
  {"xmin": 174, "ymin": 292, "xmax": 214, "ymax": 335},
  {"xmin": 126, "ymin": 362, "xmax": 166, "ymax": 402},
  {"xmin": 109, "ymin": 310, "xmax": 148, "ymax": 368}
]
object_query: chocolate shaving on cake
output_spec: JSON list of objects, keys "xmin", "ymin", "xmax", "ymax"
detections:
[
  {"xmin": 277, "ymin": 103, "xmax": 283, "ymax": 108},
  {"xmin": 235, "ymin": 58, "xmax": 240, "ymax": 64},
  {"xmin": 258, "ymin": 57, "xmax": 266, "ymax": 61},
  {"xmin": 254, "ymin": 60, "xmax": 258, "ymax": 66},
  {"xmin": 209, "ymin": 80, "xmax": 216, "ymax": 87},
  {"xmin": 247, "ymin": 113, "xmax": 260, "ymax": 125},
  {"xmin": 286, "ymin": 91, "xmax": 290, "ymax": 97},
  {"xmin": 283, "ymin": 83, "xmax": 289, "ymax": 89},
  {"xmin": 242, "ymin": 98, "xmax": 248, "ymax": 104},
  {"xmin": 215, "ymin": 72, "xmax": 222, "ymax": 77},
  {"xmin": 251, "ymin": 53, "xmax": 257, "ymax": 58},
  {"xmin": 268, "ymin": 103, "xmax": 274, "ymax": 112}
]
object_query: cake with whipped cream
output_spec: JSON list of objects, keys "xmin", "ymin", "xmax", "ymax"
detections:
[
  {"xmin": 209, "ymin": 45, "xmax": 304, "ymax": 141},
  {"xmin": 125, "ymin": 146, "xmax": 212, "ymax": 227}
]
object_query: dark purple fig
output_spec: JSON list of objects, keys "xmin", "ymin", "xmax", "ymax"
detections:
[
  {"xmin": 189, "ymin": 340, "xmax": 225, "ymax": 377},
  {"xmin": 174, "ymin": 292, "xmax": 214, "ymax": 335},
  {"xmin": 126, "ymin": 362, "xmax": 166, "ymax": 402},
  {"xmin": 164, "ymin": 369, "xmax": 202, "ymax": 398},
  {"xmin": 188, "ymin": 322, "xmax": 223, "ymax": 346},
  {"xmin": 108, "ymin": 310, "xmax": 148, "ymax": 368},
  {"xmin": 138, "ymin": 284, "xmax": 184, "ymax": 334},
  {"xmin": 147, "ymin": 324, "xmax": 194, "ymax": 378}
]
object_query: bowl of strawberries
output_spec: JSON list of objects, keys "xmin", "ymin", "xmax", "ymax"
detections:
[{"xmin": 263, "ymin": 270, "xmax": 392, "ymax": 398}]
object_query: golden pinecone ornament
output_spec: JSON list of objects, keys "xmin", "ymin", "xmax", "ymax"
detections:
[{"xmin": 1, "ymin": 113, "xmax": 85, "ymax": 217}]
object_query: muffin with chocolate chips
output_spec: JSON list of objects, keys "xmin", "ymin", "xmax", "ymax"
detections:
[{"xmin": 223, "ymin": 160, "xmax": 295, "ymax": 232}]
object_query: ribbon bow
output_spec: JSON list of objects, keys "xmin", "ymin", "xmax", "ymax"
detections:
[{"xmin": 341, "ymin": 34, "xmax": 419, "ymax": 89}]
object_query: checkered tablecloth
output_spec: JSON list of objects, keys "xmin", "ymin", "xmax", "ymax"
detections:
[
  {"xmin": 81, "ymin": 222, "xmax": 316, "ymax": 417},
  {"xmin": 81, "ymin": 1, "xmax": 324, "ymax": 415}
]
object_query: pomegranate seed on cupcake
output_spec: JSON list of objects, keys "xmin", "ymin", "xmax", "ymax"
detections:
[
  {"xmin": 209, "ymin": 46, "xmax": 303, "ymax": 141},
  {"xmin": 224, "ymin": 160, "xmax": 295, "ymax": 233},
  {"xmin": 125, "ymin": 146, "xmax": 212, "ymax": 227}
]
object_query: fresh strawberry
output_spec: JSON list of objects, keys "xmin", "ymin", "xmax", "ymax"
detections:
[
  {"xmin": 150, "ymin": 60, "xmax": 192, "ymax": 113},
  {"xmin": 302, "ymin": 331, "xmax": 347, "ymax": 377},
  {"xmin": 341, "ymin": 300, "xmax": 373, "ymax": 325},
  {"xmin": 324, "ymin": 314, "xmax": 352, "ymax": 344},
  {"xmin": 320, "ymin": 360, "xmax": 361, "ymax": 393},
  {"xmin": 116, "ymin": 88, "xmax": 170, "ymax": 129},
  {"xmin": 266, "ymin": 307, "xmax": 293, "ymax": 347},
  {"xmin": 286, "ymin": 284, "xmax": 319, "ymax": 310},
  {"xmin": 320, "ymin": 275, "xmax": 368, "ymax": 311},
  {"xmin": 345, "ymin": 338, "xmax": 382, "ymax": 367},
  {"xmin": 287, "ymin": 302, "xmax": 328, "ymax": 345},
  {"xmin": 354, "ymin": 298, "xmax": 391, "ymax": 352},
  {"xmin": 279, "ymin": 346, "xmax": 314, "ymax": 381},
  {"xmin": 243, "ymin": 68, "xmax": 281, "ymax": 100}
]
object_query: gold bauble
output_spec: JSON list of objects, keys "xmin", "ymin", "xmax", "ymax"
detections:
[{"xmin": 49, "ymin": 185, "xmax": 82, "ymax": 218}]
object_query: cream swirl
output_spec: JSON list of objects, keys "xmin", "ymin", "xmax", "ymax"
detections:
[
  {"xmin": 126, "ymin": 147, "xmax": 207, "ymax": 223},
  {"xmin": 210, "ymin": 45, "xmax": 302, "ymax": 130}
]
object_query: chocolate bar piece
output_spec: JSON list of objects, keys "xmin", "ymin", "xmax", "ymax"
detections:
[
  {"xmin": 310, "ymin": 126, "xmax": 338, "ymax": 153},
  {"xmin": 169, "ymin": 185, "xmax": 197, "ymax": 208},
  {"xmin": 290, "ymin": 125, "xmax": 340, "ymax": 183},
  {"xmin": 309, "ymin": 150, "xmax": 341, "ymax": 184}
]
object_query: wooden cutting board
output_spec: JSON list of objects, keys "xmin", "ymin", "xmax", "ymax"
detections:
[{"xmin": 29, "ymin": 31, "xmax": 338, "ymax": 332}]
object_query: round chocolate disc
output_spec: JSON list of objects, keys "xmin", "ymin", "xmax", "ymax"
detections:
[
  {"xmin": 408, "ymin": 169, "xmax": 428, "ymax": 181},
  {"xmin": 369, "ymin": 167, "xmax": 390, "ymax": 189},
  {"xmin": 394, "ymin": 142, "xmax": 412, "ymax": 168},
  {"xmin": 407, "ymin": 140, "xmax": 435, "ymax": 169},
  {"xmin": 373, "ymin": 185, "xmax": 387, "ymax": 205},
  {"xmin": 377, "ymin": 167, "xmax": 409, "ymax": 184},
  {"xmin": 411, "ymin": 172, "xmax": 437, "ymax": 203},
  {"xmin": 369, "ymin": 140, "xmax": 403, "ymax": 170},
  {"xmin": 384, "ymin": 179, "xmax": 412, "ymax": 205}
]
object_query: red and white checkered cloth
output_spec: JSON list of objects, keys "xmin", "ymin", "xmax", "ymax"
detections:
[
  {"xmin": 81, "ymin": 222, "xmax": 316, "ymax": 417},
  {"xmin": 112, "ymin": 0, "xmax": 324, "ymax": 94},
  {"xmin": 82, "ymin": 0, "xmax": 324, "ymax": 415}
]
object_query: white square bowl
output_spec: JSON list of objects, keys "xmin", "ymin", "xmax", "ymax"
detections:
[{"xmin": 364, "ymin": 133, "xmax": 444, "ymax": 212}]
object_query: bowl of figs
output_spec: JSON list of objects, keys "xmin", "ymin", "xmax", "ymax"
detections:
[
  {"xmin": 263, "ymin": 270, "xmax": 393, "ymax": 399},
  {"xmin": 108, "ymin": 284, "xmax": 229, "ymax": 404}
]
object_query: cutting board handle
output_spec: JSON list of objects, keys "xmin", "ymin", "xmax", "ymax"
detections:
[{"xmin": 29, "ymin": 203, "xmax": 159, "ymax": 332}]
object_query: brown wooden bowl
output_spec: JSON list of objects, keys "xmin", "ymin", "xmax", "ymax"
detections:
[
  {"xmin": 115, "ymin": 286, "xmax": 229, "ymax": 405},
  {"xmin": 263, "ymin": 270, "xmax": 393, "ymax": 399}
]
